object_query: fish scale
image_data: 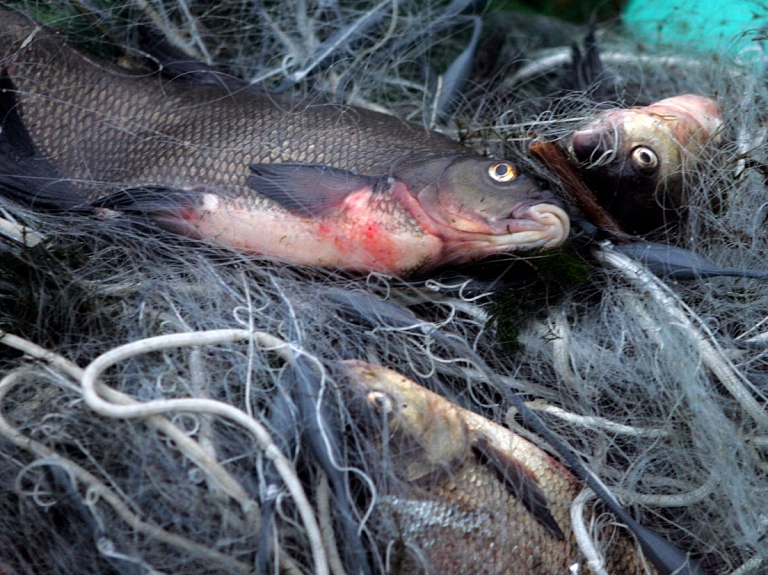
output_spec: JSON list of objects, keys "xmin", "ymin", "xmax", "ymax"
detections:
[{"xmin": 9, "ymin": 35, "xmax": 461, "ymax": 201}]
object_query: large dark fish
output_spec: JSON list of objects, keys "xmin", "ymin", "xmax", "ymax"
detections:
[
  {"xmin": 343, "ymin": 361, "xmax": 658, "ymax": 574},
  {"xmin": 569, "ymin": 95, "xmax": 723, "ymax": 234},
  {"xmin": 0, "ymin": 5, "xmax": 569, "ymax": 276}
]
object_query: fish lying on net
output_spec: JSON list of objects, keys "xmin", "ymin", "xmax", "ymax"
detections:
[
  {"xmin": 344, "ymin": 360, "xmax": 657, "ymax": 575},
  {"xmin": 0, "ymin": 3, "xmax": 569, "ymax": 277}
]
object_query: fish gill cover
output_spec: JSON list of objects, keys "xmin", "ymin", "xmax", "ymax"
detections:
[{"xmin": 0, "ymin": 1, "xmax": 765, "ymax": 574}]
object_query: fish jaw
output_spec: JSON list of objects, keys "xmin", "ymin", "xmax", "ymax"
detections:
[
  {"xmin": 392, "ymin": 183, "xmax": 571, "ymax": 264},
  {"xmin": 389, "ymin": 154, "xmax": 571, "ymax": 262},
  {"xmin": 571, "ymin": 111, "xmax": 683, "ymax": 173},
  {"xmin": 571, "ymin": 94, "xmax": 723, "ymax": 171}
]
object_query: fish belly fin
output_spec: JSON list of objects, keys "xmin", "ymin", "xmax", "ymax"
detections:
[
  {"xmin": 0, "ymin": 154, "xmax": 88, "ymax": 212},
  {"xmin": 92, "ymin": 186, "xmax": 207, "ymax": 237},
  {"xmin": 0, "ymin": 70, "xmax": 90, "ymax": 211},
  {"xmin": 93, "ymin": 186, "xmax": 195, "ymax": 212},
  {"xmin": 472, "ymin": 437, "xmax": 566, "ymax": 540},
  {"xmin": 248, "ymin": 162, "xmax": 385, "ymax": 217}
]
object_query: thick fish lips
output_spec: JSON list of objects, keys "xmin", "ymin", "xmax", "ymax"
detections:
[{"xmin": 391, "ymin": 154, "xmax": 570, "ymax": 262}]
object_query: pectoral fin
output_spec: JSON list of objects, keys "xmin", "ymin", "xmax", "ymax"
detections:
[
  {"xmin": 472, "ymin": 437, "xmax": 565, "ymax": 540},
  {"xmin": 248, "ymin": 162, "xmax": 384, "ymax": 217}
]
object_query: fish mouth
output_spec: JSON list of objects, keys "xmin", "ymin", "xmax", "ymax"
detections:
[
  {"xmin": 480, "ymin": 201, "xmax": 571, "ymax": 251},
  {"xmin": 508, "ymin": 201, "xmax": 570, "ymax": 242},
  {"xmin": 570, "ymin": 119, "xmax": 620, "ymax": 168},
  {"xmin": 339, "ymin": 361, "xmax": 400, "ymax": 436}
]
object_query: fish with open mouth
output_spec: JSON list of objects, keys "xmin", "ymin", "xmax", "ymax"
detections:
[
  {"xmin": 568, "ymin": 94, "xmax": 723, "ymax": 234},
  {"xmin": 343, "ymin": 360, "xmax": 657, "ymax": 575},
  {"xmin": 0, "ymin": 5, "xmax": 569, "ymax": 276}
]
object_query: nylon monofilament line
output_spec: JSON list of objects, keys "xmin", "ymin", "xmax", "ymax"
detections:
[{"xmin": 1, "ymin": 2, "xmax": 767, "ymax": 575}]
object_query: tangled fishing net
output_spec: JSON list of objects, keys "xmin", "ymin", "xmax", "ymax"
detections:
[{"xmin": 0, "ymin": 1, "xmax": 767, "ymax": 574}]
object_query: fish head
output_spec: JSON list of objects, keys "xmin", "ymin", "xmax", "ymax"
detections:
[
  {"xmin": 569, "ymin": 95, "xmax": 723, "ymax": 233},
  {"xmin": 389, "ymin": 153, "xmax": 571, "ymax": 263},
  {"xmin": 342, "ymin": 360, "xmax": 470, "ymax": 481},
  {"xmin": 571, "ymin": 108, "xmax": 687, "ymax": 182},
  {"xmin": 570, "ymin": 109, "xmax": 685, "ymax": 234}
]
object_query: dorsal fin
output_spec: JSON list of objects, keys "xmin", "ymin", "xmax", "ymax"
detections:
[
  {"xmin": 0, "ymin": 69, "xmax": 35, "ymax": 158},
  {"xmin": 136, "ymin": 26, "xmax": 250, "ymax": 90}
]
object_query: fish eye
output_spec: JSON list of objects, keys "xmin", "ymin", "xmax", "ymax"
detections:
[
  {"xmin": 367, "ymin": 390, "xmax": 393, "ymax": 414},
  {"xmin": 488, "ymin": 162, "xmax": 518, "ymax": 183},
  {"xmin": 631, "ymin": 146, "xmax": 659, "ymax": 172}
]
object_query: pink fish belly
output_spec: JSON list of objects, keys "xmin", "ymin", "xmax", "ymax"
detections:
[{"xmin": 184, "ymin": 192, "xmax": 443, "ymax": 274}]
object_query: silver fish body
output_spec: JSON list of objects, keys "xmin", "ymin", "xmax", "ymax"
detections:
[{"xmin": 0, "ymin": 5, "xmax": 569, "ymax": 275}]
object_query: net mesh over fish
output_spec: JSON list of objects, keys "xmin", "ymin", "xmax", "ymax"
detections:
[{"xmin": 0, "ymin": 1, "xmax": 767, "ymax": 574}]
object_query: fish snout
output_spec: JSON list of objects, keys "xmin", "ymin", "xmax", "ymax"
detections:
[
  {"xmin": 509, "ymin": 201, "xmax": 571, "ymax": 247},
  {"xmin": 570, "ymin": 121, "xmax": 618, "ymax": 168}
]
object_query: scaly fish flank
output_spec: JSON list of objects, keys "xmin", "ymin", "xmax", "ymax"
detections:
[
  {"xmin": 0, "ymin": 6, "xmax": 569, "ymax": 275},
  {"xmin": 569, "ymin": 94, "xmax": 723, "ymax": 234},
  {"xmin": 343, "ymin": 361, "xmax": 656, "ymax": 575}
]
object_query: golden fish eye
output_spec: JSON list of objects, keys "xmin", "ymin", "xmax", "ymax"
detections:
[
  {"xmin": 367, "ymin": 390, "xmax": 393, "ymax": 414},
  {"xmin": 488, "ymin": 162, "xmax": 518, "ymax": 182},
  {"xmin": 631, "ymin": 146, "xmax": 659, "ymax": 172}
]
